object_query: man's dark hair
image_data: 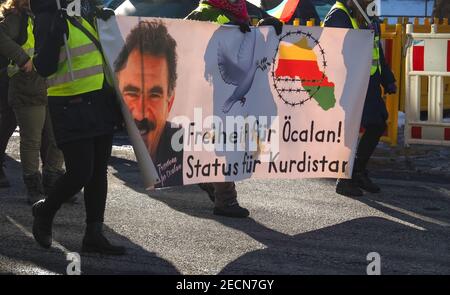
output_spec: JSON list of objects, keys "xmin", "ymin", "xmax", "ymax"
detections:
[{"xmin": 114, "ymin": 20, "xmax": 178, "ymax": 94}]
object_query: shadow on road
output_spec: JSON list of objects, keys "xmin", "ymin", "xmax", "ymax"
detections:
[
  {"xmin": 217, "ymin": 215, "xmax": 450, "ymax": 274},
  {"xmin": 346, "ymin": 181, "xmax": 450, "ymax": 231},
  {"xmin": 0, "ymin": 156, "xmax": 179, "ymax": 274},
  {"xmin": 110, "ymin": 156, "xmax": 450, "ymax": 274}
]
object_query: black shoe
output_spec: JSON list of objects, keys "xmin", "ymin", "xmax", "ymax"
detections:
[
  {"xmin": 336, "ymin": 179, "xmax": 363, "ymax": 197},
  {"xmin": 0, "ymin": 166, "xmax": 10, "ymax": 188},
  {"xmin": 81, "ymin": 222, "xmax": 126, "ymax": 255},
  {"xmin": 24, "ymin": 173, "xmax": 45, "ymax": 205},
  {"xmin": 354, "ymin": 171, "xmax": 381, "ymax": 193},
  {"xmin": 213, "ymin": 203, "xmax": 250, "ymax": 218},
  {"xmin": 198, "ymin": 183, "xmax": 215, "ymax": 202},
  {"xmin": 31, "ymin": 200, "xmax": 53, "ymax": 248}
]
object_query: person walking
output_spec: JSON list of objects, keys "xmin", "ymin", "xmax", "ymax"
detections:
[
  {"xmin": 0, "ymin": 0, "xmax": 64, "ymax": 203},
  {"xmin": 185, "ymin": 0, "xmax": 282, "ymax": 218},
  {"xmin": 29, "ymin": 0, "xmax": 125, "ymax": 254},
  {"xmin": 323, "ymin": 0, "xmax": 397, "ymax": 197}
]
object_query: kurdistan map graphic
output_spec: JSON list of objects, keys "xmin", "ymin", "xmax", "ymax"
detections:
[{"xmin": 272, "ymin": 30, "xmax": 336, "ymax": 110}]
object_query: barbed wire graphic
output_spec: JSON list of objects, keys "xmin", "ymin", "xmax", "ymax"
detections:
[{"xmin": 271, "ymin": 30, "xmax": 328, "ymax": 107}]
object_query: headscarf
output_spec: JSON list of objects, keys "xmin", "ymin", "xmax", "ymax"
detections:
[{"xmin": 207, "ymin": 0, "xmax": 249, "ymax": 23}]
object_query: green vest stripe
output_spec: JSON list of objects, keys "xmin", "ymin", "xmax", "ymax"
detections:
[
  {"xmin": 58, "ymin": 43, "xmax": 98, "ymax": 63},
  {"xmin": 47, "ymin": 64, "xmax": 103, "ymax": 87}
]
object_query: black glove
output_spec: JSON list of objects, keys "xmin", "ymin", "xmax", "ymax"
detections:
[
  {"xmin": 257, "ymin": 17, "xmax": 283, "ymax": 35},
  {"xmin": 239, "ymin": 23, "xmax": 251, "ymax": 34},
  {"xmin": 95, "ymin": 7, "xmax": 115, "ymax": 21}
]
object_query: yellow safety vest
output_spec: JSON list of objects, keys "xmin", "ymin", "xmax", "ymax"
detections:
[
  {"xmin": 46, "ymin": 17, "xmax": 104, "ymax": 97},
  {"xmin": 325, "ymin": 1, "xmax": 381, "ymax": 76},
  {"xmin": 191, "ymin": 3, "xmax": 231, "ymax": 25},
  {"xmin": 7, "ymin": 17, "xmax": 35, "ymax": 77}
]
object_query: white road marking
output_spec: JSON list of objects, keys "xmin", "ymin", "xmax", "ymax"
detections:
[
  {"xmin": 375, "ymin": 178, "xmax": 450, "ymax": 190},
  {"xmin": 6, "ymin": 215, "xmax": 72, "ymax": 254},
  {"xmin": 375, "ymin": 201, "xmax": 450, "ymax": 227}
]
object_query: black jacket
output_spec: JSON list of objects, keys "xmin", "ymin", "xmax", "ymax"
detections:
[
  {"xmin": 0, "ymin": 11, "xmax": 48, "ymax": 107},
  {"xmin": 323, "ymin": 2, "xmax": 396, "ymax": 127}
]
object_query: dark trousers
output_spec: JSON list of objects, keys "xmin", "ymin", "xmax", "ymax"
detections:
[
  {"xmin": 213, "ymin": 182, "xmax": 237, "ymax": 207},
  {"xmin": 42, "ymin": 133, "xmax": 113, "ymax": 224},
  {"xmin": 201, "ymin": 182, "xmax": 238, "ymax": 207},
  {"xmin": 354, "ymin": 123, "xmax": 387, "ymax": 173},
  {"xmin": 0, "ymin": 75, "xmax": 16, "ymax": 164}
]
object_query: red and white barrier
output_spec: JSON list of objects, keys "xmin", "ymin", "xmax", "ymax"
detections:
[{"xmin": 405, "ymin": 24, "xmax": 450, "ymax": 146}]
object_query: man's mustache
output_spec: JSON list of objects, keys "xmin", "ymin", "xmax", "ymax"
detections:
[{"xmin": 135, "ymin": 118, "xmax": 156, "ymax": 135}]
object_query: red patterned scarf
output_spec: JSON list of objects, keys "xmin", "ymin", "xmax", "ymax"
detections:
[{"xmin": 207, "ymin": 0, "xmax": 249, "ymax": 23}]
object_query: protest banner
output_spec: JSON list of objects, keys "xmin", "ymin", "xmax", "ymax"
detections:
[{"xmin": 98, "ymin": 16, "xmax": 373, "ymax": 189}]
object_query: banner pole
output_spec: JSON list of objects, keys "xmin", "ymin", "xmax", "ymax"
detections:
[{"xmin": 56, "ymin": 0, "xmax": 75, "ymax": 81}]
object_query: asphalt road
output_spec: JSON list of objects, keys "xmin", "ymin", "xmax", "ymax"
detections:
[{"xmin": 0, "ymin": 135, "xmax": 449, "ymax": 275}]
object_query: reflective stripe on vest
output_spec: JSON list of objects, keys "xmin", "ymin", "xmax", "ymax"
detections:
[
  {"xmin": 7, "ymin": 17, "xmax": 34, "ymax": 77},
  {"xmin": 325, "ymin": 1, "xmax": 381, "ymax": 76},
  {"xmin": 372, "ymin": 35, "xmax": 381, "ymax": 75},
  {"xmin": 195, "ymin": 3, "xmax": 231, "ymax": 25},
  {"xmin": 47, "ymin": 17, "xmax": 104, "ymax": 97},
  {"xmin": 58, "ymin": 43, "xmax": 97, "ymax": 63}
]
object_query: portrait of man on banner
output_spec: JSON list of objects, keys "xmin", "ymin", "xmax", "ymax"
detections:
[{"xmin": 114, "ymin": 20, "xmax": 183, "ymax": 187}]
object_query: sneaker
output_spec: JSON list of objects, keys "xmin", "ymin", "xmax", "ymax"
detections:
[
  {"xmin": 336, "ymin": 179, "xmax": 363, "ymax": 197},
  {"xmin": 213, "ymin": 203, "xmax": 250, "ymax": 218},
  {"xmin": 354, "ymin": 171, "xmax": 381, "ymax": 193},
  {"xmin": 31, "ymin": 200, "xmax": 53, "ymax": 248}
]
